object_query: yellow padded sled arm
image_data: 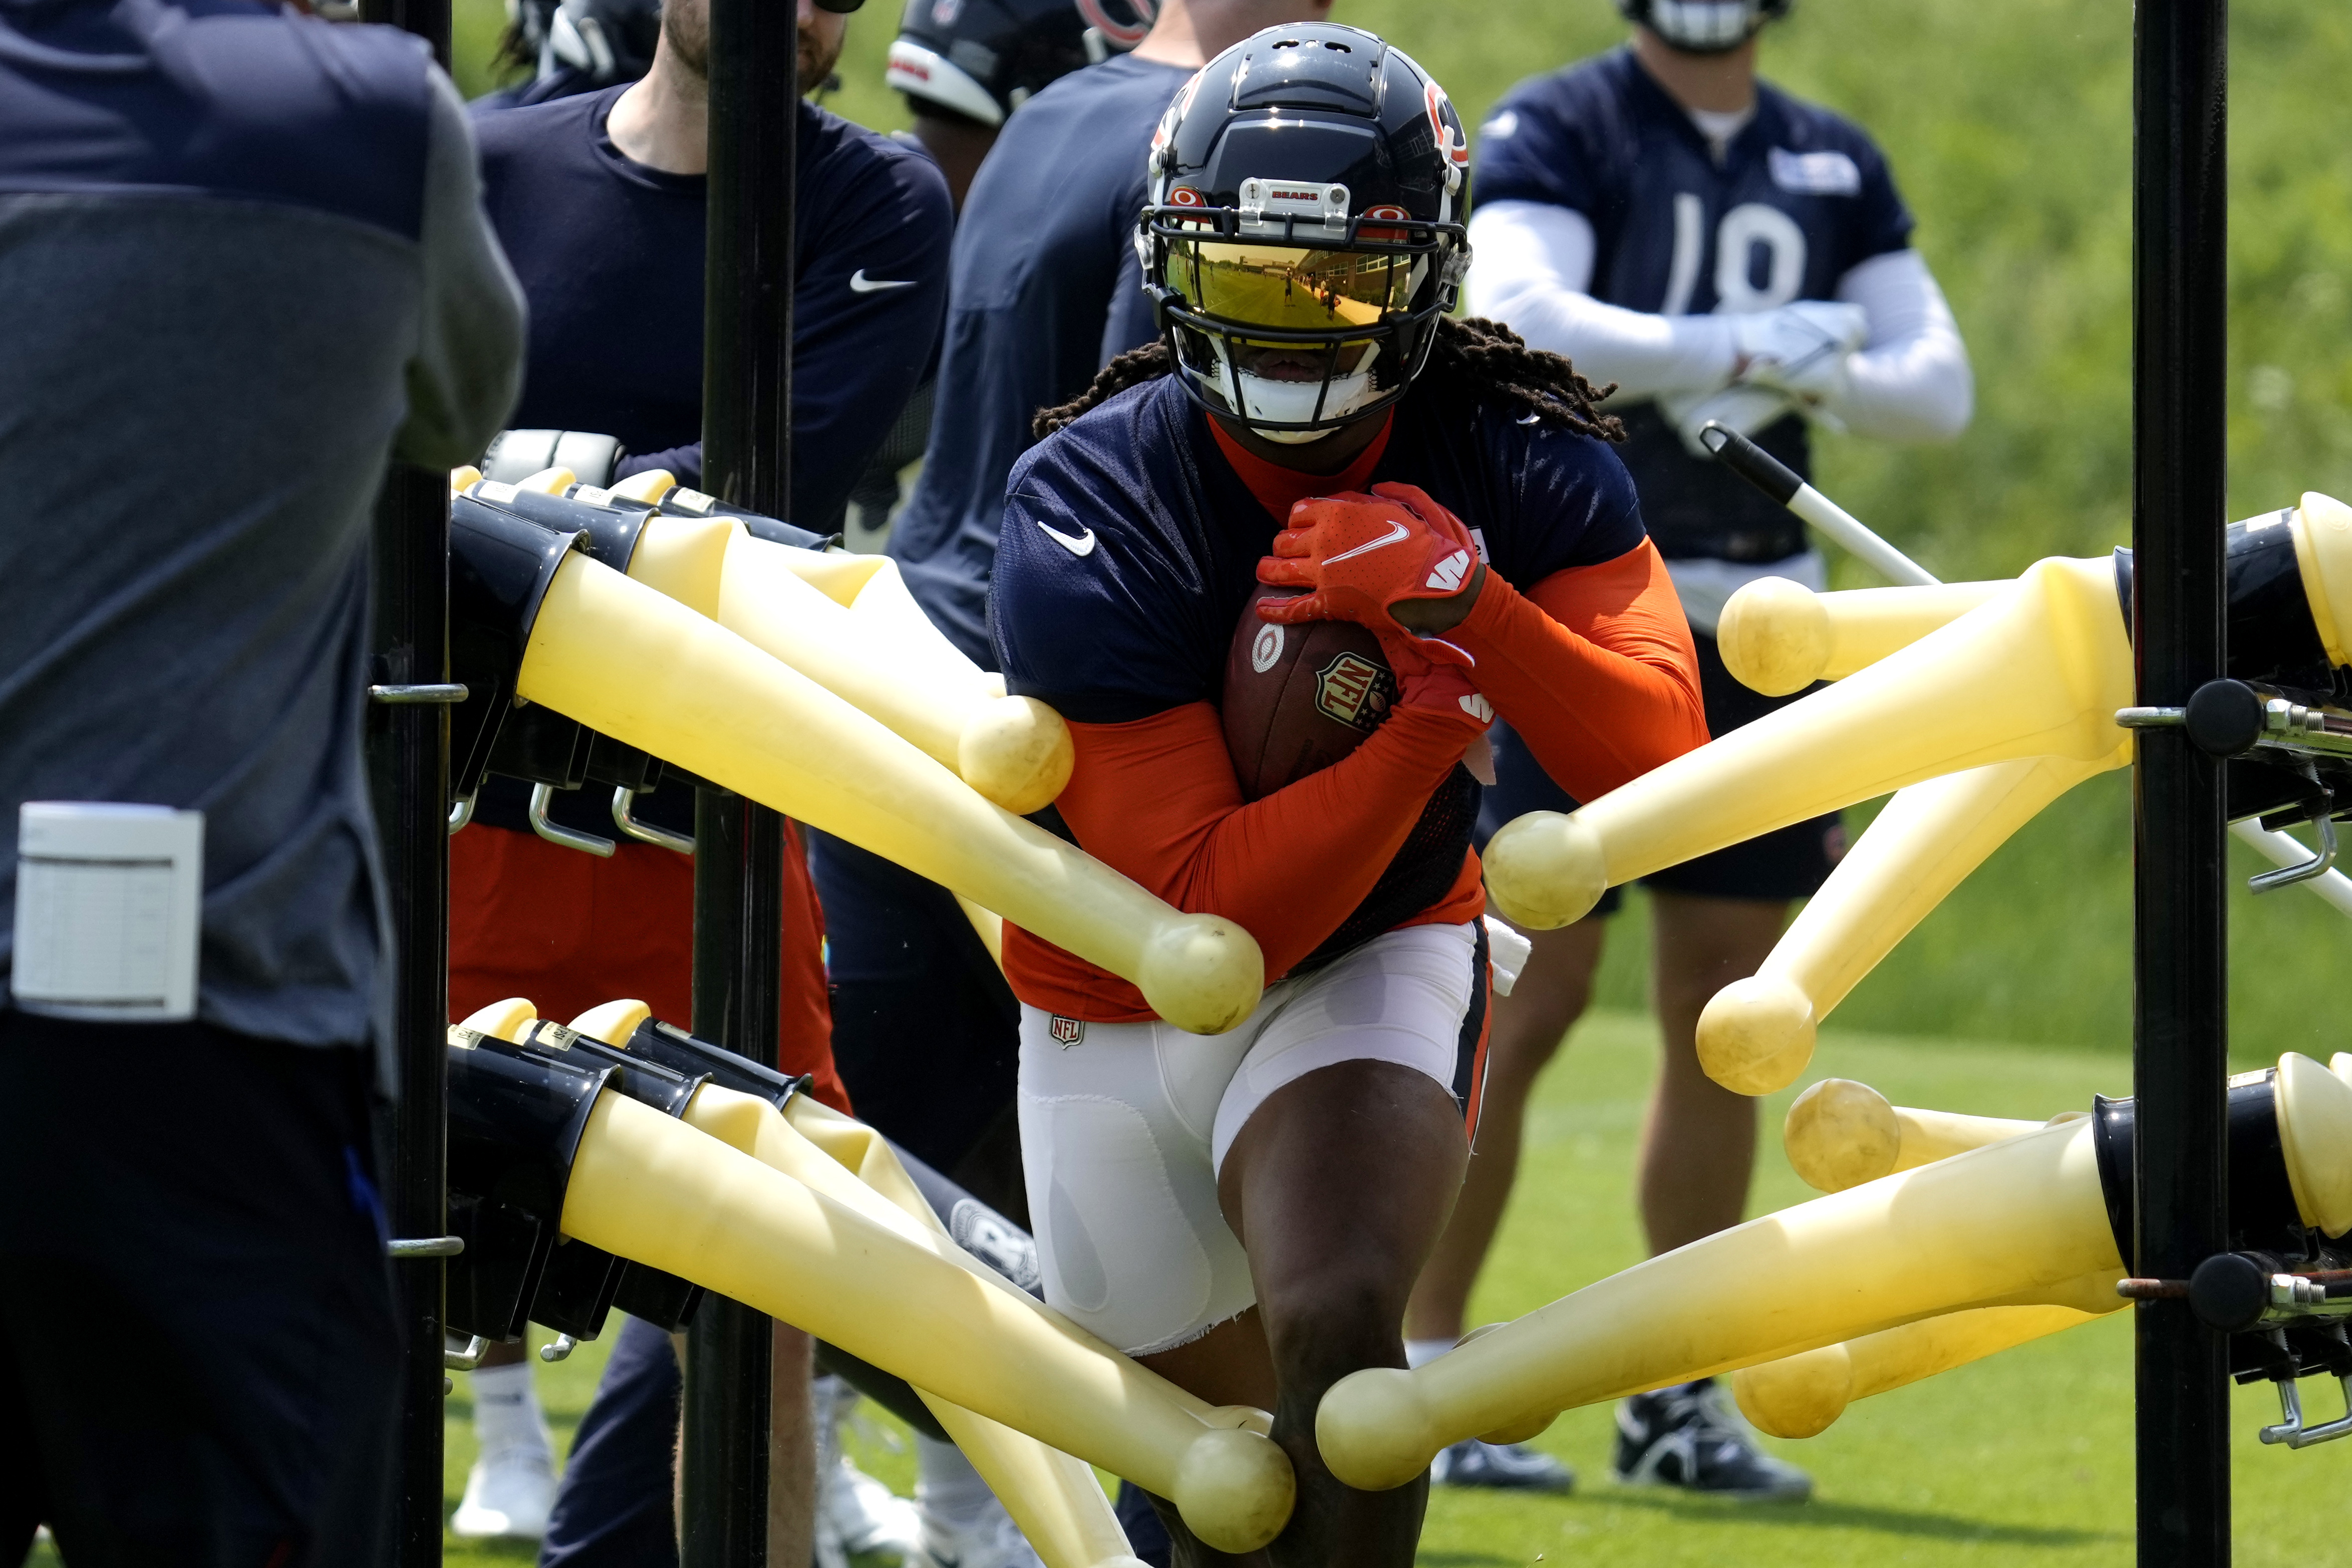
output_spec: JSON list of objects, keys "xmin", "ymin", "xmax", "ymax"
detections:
[
  {"xmin": 1780, "ymin": 1077, "xmax": 2058, "ymax": 1194},
  {"xmin": 1732, "ymin": 1303, "xmax": 2111, "ymax": 1439},
  {"xmin": 560, "ymin": 1090, "xmax": 1292, "ymax": 1553},
  {"xmin": 1486, "ymin": 555, "xmax": 2135, "ymax": 930},
  {"xmin": 1695, "ymin": 755, "xmax": 2114, "ymax": 1096},
  {"xmin": 683, "ymin": 1088, "xmax": 1154, "ymax": 1568},
  {"xmin": 1315, "ymin": 1118, "xmax": 2125, "ymax": 1490},
  {"xmin": 626, "ymin": 520, "xmax": 1070, "ymax": 815},
  {"xmin": 1716, "ymin": 577, "xmax": 2009, "ymax": 697},
  {"xmin": 513, "ymin": 551, "xmax": 1262, "ymax": 1035}
]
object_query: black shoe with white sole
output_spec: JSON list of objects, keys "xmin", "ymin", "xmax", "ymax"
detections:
[
  {"xmin": 1611, "ymin": 1378, "xmax": 1812, "ymax": 1501},
  {"xmin": 1430, "ymin": 1437, "xmax": 1576, "ymax": 1492}
]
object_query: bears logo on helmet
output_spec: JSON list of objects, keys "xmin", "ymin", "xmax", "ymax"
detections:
[{"xmin": 1076, "ymin": 0, "xmax": 1152, "ymax": 50}]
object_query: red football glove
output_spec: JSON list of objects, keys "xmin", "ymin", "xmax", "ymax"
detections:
[
  {"xmin": 1374, "ymin": 623, "xmax": 1494, "ymax": 735},
  {"xmin": 1256, "ymin": 481, "xmax": 1483, "ymax": 638}
]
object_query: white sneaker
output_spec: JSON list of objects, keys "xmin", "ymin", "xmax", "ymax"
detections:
[
  {"xmin": 450, "ymin": 1443, "xmax": 557, "ymax": 1539},
  {"xmin": 821, "ymin": 1453, "xmax": 922, "ymax": 1560},
  {"xmin": 909, "ymin": 1500, "xmax": 1045, "ymax": 1568}
]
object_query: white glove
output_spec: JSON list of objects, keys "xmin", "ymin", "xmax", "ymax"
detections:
[
  {"xmin": 1730, "ymin": 299, "xmax": 1869, "ymax": 405},
  {"xmin": 1658, "ymin": 382, "xmax": 1797, "ymax": 456},
  {"xmin": 1659, "ymin": 300, "xmax": 1868, "ymax": 455}
]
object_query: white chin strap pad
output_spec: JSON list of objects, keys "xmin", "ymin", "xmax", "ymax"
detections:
[
  {"xmin": 1217, "ymin": 338, "xmax": 1385, "ymax": 436},
  {"xmin": 1648, "ymin": 0, "xmax": 1763, "ymax": 51}
]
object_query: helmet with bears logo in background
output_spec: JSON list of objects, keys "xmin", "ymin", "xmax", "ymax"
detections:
[{"xmin": 888, "ymin": 0, "xmax": 1157, "ymax": 128}]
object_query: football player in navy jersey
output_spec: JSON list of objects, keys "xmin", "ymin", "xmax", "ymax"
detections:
[
  {"xmin": 807, "ymin": 7, "xmax": 1336, "ymax": 1559},
  {"xmin": 1402, "ymin": 0, "xmax": 1972, "ymax": 1502},
  {"xmin": 990, "ymin": 28, "xmax": 1709, "ymax": 1564}
]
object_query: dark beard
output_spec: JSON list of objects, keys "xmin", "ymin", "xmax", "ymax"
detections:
[
  {"xmin": 660, "ymin": 0, "xmax": 709, "ymax": 79},
  {"xmin": 660, "ymin": 2, "xmax": 837, "ymax": 93},
  {"xmin": 798, "ymin": 17, "xmax": 843, "ymax": 90}
]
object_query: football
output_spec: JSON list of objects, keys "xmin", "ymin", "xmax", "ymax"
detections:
[{"xmin": 1222, "ymin": 585, "xmax": 1398, "ymax": 801}]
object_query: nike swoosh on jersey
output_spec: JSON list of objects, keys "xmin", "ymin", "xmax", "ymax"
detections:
[
  {"xmin": 848, "ymin": 269, "xmax": 918, "ymax": 293},
  {"xmin": 1037, "ymin": 520, "xmax": 1097, "ymax": 557},
  {"xmin": 1320, "ymin": 520, "xmax": 1411, "ymax": 565}
]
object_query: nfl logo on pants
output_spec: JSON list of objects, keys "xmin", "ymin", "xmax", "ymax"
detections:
[{"xmin": 1049, "ymin": 1015, "xmax": 1085, "ymax": 1047}]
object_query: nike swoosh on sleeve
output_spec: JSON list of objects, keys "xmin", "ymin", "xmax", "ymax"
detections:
[
  {"xmin": 1319, "ymin": 520, "xmax": 1411, "ymax": 565},
  {"xmin": 1037, "ymin": 520, "xmax": 1097, "ymax": 557},
  {"xmin": 848, "ymin": 269, "xmax": 919, "ymax": 293}
]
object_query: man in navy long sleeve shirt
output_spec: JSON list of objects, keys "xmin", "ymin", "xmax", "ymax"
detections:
[
  {"xmin": 474, "ymin": 1, "xmax": 951, "ymax": 530},
  {"xmin": 452, "ymin": 0, "xmax": 951, "ymax": 1552}
]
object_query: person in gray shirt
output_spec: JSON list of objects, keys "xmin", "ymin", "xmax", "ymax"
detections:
[{"xmin": 0, "ymin": 2, "xmax": 523, "ymax": 1560}]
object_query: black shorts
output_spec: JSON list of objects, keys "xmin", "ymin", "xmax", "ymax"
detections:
[
  {"xmin": 804, "ymin": 828, "xmax": 1027, "ymax": 1223},
  {"xmin": 0, "ymin": 1012, "xmax": 400, "ymax": 1568},
  {"xmin": 1475, "ymin": 630, "xmax": 1843, "ymax": 912}
]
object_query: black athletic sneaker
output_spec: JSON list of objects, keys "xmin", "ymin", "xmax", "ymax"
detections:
[
  {"xmin": 1611, "ymin": 1379, "xmax": 1812, "ymax": 1500},
  {"xmin": 1430, "ymin": 1438, "xmax": 1575, "ymax": 1492}
]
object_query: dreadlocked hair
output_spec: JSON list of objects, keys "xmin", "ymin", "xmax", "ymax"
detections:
[
  {"xmin": 1032, "ymin": 341, "xmax": 1176, "ymax": 440},
  {"xmin": 1029, "ymin": 316, "xmax": 1625, "ymax": 443},
  {"xmin": 1427, "ymin": 317, "xmax": 1624, "ymax": 441}
]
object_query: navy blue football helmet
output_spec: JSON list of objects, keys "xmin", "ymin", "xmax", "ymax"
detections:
[{"xmin": 1136, "ymin": 24, "xmax": 1470, "ymax": 441}]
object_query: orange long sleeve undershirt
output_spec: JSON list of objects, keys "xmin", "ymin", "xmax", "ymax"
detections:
[
  {"xmin": 1003, "ymin": 700, "xmax": 1484, "ymax": 1022},
  {"xmin": 1449, "ymin": 538, "xmax": 1709, "ymax": 803},
  {"xmin": 1002, "ymin": 544, "xmax": 1706, "ymax": 1023}
]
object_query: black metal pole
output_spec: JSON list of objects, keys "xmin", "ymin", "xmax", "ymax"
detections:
[
  {"xmin": 356, "ymin": 8, "xmax": 454, "ymax": 1568},
  {"xmin": 355, "ymin": 16, "xmax": 460, "ymax": 1568},
  {"xmin": 683, "ymin": 795, "xmax": 782, "ymax": 1567},
  {"xmin": 2130, "ymin": 0, "xmax": 2232, "ymax": 1562},
  {"xmin": 682, "ymin": 1, "xmax": 795, "ymax": 1562}
]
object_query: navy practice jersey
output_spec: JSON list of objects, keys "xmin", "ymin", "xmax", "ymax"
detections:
[
  {"xmin": 473, "ymin": 86, "xmax": 951, "ymax": 532},
  {"xmin": 993, "ymin": 375, "xmax": 1645, "ymax": 721},
  {"xmin": 991, "ymin": 373, "xmax": 1645, "ymax": 963},
  {"xmin": 888, "ymin": 53, "xmax": 1195, "ymax": 667},
  {"xmin": 1477, "ymin": 48, "xmax": 1914, "ymax": 561}
]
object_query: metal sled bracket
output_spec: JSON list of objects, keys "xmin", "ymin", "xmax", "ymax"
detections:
[
  {"xmin": 369, "ymin": 683, "xmax": 469, "ymax": 705},
  {"xmin": 612, "ymin": 787, "xmax": 694, "ymax": 855},
  {"xmin": 2261, "ymin": 1372, "xmax": 2352, "ymax": 1448},
  {"xmin": 530, "ymin": 782, "xmax": 617, "ymax": 857}
]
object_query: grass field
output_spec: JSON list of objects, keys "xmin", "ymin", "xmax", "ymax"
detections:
[{"xmin": 321, "ymin": 1005, "xmax": 2333, "ymax": 1567}]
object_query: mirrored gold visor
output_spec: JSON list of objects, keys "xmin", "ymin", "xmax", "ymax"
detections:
[{"xmin": 1163, "ymin": 242, "xmax": 1424, "ymax": 332}]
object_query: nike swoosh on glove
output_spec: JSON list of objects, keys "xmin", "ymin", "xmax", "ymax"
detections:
[{"xmin": 1256, "ymin": 481, "xmax": 1483, "ymax": 641}]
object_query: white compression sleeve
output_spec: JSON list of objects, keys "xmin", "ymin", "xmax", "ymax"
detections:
[
  {"xmin": 1826, "ymin": 248, "xmax": 1974, "ymax": 441},
  {"xmin": 1464, "ymin": 200, "xmax": 1736, "ymax": 399}
]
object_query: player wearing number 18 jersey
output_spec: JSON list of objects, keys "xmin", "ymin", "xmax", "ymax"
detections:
[
  {"xmin": 1400, "ymin": 0, "xmax": 1972, "ymax": 1502},
  {"xmin": 988, "ymin": 26, "xmax": 1707, "ymax": 1564}
]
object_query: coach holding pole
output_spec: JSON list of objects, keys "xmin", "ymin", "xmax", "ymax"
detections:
[{"xmin": 0, "ymin": 3, "xmax": 523, "ymax": 1561}]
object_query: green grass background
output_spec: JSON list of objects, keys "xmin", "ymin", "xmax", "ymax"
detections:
[{"xmin": 39, "ymin": 7, "xmax": 2313, "ymax": 1567}]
